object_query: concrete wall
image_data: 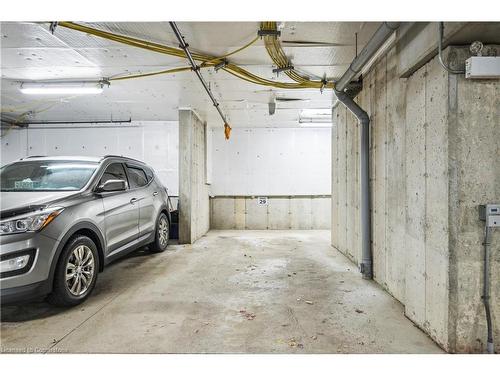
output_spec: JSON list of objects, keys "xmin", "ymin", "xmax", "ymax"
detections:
[
  {"xmin": 210, "ymin": 196, "xmax": 331, "ymax": 230},
  {"xmin": 332, "ymin": 46, "xmax": 499, "ymax": 352},
  {"xmin": 447, "ymin": 74, "xmax": 500, "ymax": 352},
  {"xmin": 0, "ymin": 121, "xmax": 179, "ymax": 195},
  {"xmin": 179, "ymin": 109, "xmax": 209, "ymax": 244}
]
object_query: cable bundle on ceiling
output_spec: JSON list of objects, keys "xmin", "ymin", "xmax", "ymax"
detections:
[
  {"xmin": 260, "ymin": 21, "xmax": 334, "ymax": 90},
  {"xmin": 58, "ymin": 21, "xmax": 335, "ymax": 90}
]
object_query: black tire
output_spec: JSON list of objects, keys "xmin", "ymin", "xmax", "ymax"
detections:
[
  {"xmin": 47, "ymin": 235, "xmax": 99, "ymax": 307},
  {"xmin": 149, "ymin": 212, "xmax": 169, "ymax": 253}
]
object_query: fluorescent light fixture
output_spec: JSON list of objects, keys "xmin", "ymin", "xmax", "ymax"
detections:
[
  {"xmin": 299, "ymin": 108, "xmax": 332, "ymax": 125},
  {"xmin": 300, "ymin": 108, "xmax": 331, "ymax": 118},
  {"xmin": 299, "ymin": 122, "xmax": 332, "ymax": 128},
  {"xmin": 20, "ymin": 81, "xmax": 106, "ymax": 95}
]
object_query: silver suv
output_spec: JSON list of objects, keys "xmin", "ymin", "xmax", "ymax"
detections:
[{"xmin": 0, "ymin": 155, "xmax": 171, "ymax": 306}]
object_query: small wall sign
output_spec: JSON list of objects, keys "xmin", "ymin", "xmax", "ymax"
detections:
[{"xmin": 257, "ymin": 196, "xmax": 268, "ymax": 206}]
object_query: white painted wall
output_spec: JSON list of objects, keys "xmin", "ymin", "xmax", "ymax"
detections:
[
  {"xmin": 210, "ymin": 127, "xmax": 331, "ymax": 196},
  {"xmin": 0, "ymin": 121, "xmax": 179, "ymax": 195},
  {"xmin": 209, "ymin": 127, "xmax": 331, "ymax": 230}
]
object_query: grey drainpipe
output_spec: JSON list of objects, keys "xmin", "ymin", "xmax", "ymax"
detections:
[
  {"xmin": 334, "ymin": 22, "xmax": 400, "ymax": 279},
  {"xmin": 334, "ymin": 90, "xmax": 372, "ymax": 279}
]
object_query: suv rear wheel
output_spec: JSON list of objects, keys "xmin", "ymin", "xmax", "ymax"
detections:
[{"xmin": 47, "ymin": 235, "xmax": 99, "ymax": 307}]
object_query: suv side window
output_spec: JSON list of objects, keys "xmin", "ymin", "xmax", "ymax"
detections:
[
  {"xmin": 126, "ymin": 165, "xmax": 148, "ymax": 189},
  {"xmin": 100, "ymin": 163, "xmax": 127, "ymax": 186},
  {"xmin": 144, "ymin": 166, "xmax": 154, "ymax": 182}
]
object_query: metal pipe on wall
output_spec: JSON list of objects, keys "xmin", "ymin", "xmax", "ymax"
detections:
[
  {"xmin": 334, "ymin": 22, "xmax": 400, "ymax": 279},
  {"xmin": 2, "ymin": 119, "xmax": 132, "ymax": 126},
  {"xmin": 335, "ymin": 22, "xmax": 400, "ymax": 92},
  {"xmin": 437, "ymin": 22, "xmax": 465, "ymax": 74},
  {"xmin": 482, "ymin": 225, "xmax": 494, "ymax": 353},
  {"xmin": 334, "ymin": 90, "xmax": 372, "ymax": 279}
]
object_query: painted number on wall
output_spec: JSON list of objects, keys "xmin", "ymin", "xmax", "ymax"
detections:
[{"xmin": 257, "ymin": 197, "xmax": 268, "ymax": 206}]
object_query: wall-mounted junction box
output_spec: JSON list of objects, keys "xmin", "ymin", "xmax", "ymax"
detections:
[
  {"xmin": 479, "ymin": 204, "xmax": 500, "ymax": 227},
  {"xmin": 465, "ymin": 56, "xmax": 500, "ymax": 79}
]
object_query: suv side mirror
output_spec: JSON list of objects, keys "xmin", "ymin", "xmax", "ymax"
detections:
[{"xmin": 96, "ymin": 179, "xmax": 126, "ymax": 193}]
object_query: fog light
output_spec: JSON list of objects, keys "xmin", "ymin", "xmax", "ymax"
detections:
[{"xmin": 0, "ymin": 255, "xmax": 30, "ymax": 273}]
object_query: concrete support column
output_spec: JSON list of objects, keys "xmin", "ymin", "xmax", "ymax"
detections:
[{"xmin": 179, "ymin": 109, "xmax": 210, "ymax": 244}]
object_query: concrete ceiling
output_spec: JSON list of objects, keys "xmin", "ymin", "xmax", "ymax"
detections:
[{"xmin": 1, "ymin": 21, "xmax": 383, "ymax": 127}]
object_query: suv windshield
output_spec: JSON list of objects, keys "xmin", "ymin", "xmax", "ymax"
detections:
[{"xmin": 0, "ymin": 160, "xmax": 99, "ymax": 192}]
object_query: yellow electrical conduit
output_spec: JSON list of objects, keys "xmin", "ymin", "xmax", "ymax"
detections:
[
  {"xmin": 109, "ymin": 66, "xmax": 193, "ymax": 81},
  {"xmin": 201, "ymin": 35, "xmax": 260, "ymax": 66},
  {"xmin": 57, "ymin": 22, "xmax": 330, "ymax": 89},
  {"xmin": 109, "ymin": 36, "xmax": 259, "ymax": 81},
  {"xmin": 260, "ymin": 21, "xmax": 334, "ymax": 89}
]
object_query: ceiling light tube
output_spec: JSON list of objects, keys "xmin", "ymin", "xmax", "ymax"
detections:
[
  {"xmin": 300, "ymin": 108, "xmax": 331, "ymax": 117},
  {"xmin": 299, "ymin": 122, "xmax": 332, "ymax": 128},
  {"xmin": 299, "ymin": 108, "xmax": 332, "ymax": 124},
  {"xmin": 299, "ymin": 118, "xmax": 332, "ymax": 124},
  {"xmin": 20, "ymin": 81, "xmax": 106, "ymax": 95}
]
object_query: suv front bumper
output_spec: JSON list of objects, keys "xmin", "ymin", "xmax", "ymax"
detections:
[
  {"xmin": 0, "ymin": 232, "xmax": 60, "ymax": 304},
  {"xmin": 0, "ymin": 280, "xmax": 51, "ymax": 304}
]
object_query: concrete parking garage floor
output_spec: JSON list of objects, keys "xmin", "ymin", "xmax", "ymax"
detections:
[{"xmin": 0, "ymin": 230, "xmax": 442, "ymax": 354}]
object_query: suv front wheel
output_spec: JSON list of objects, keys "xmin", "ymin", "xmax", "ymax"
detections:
[
  {"xmin": 149, "ymin": 212, "xmax": 169, "ymax": 253},
  {"xmin": 47, "ymin": 235, "xmax": 99, "ymax": 307}
]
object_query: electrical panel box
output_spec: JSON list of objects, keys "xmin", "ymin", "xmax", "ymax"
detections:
[
  {"xmin": 465, "ymin": 56, "xmax": 500, "ymax": 79},
  {"xmin": 479, "ymin": 204, "xmax": 500, "ymax": 227}
]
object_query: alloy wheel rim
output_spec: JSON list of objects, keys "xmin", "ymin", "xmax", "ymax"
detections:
[
  {"xmin": 159, "ymin": 217, "xmax": 169, "ymax": 248},
  {"xmin": 66, "ymin": 245, "xmax": 95, "ymax": 296}
]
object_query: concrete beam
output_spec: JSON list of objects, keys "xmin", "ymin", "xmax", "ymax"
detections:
[{"xmin": 397, "ymin": 22, "xmax": 468, "ymax": 78}]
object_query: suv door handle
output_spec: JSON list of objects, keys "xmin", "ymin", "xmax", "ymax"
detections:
[
  {"xmin": 130, "ymin": 198, "xmax": 138, "ymax": 204},
  {"xmin": 152, "ymin": 191, "xmax": 158, "ymax": 196}
]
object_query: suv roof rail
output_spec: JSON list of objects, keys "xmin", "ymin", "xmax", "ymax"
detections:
[
  {"xmin": 21, "ymin": 155, "xmax": 47, "ymax": 159},
  {"xmin": 101, "ymin": 155, "xmax": 146, "ymax": 164}
]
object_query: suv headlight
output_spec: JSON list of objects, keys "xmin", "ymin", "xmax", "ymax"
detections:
[{"xmin": 0, "ymin": 207, "xmax": 64, "ymax": 235}]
